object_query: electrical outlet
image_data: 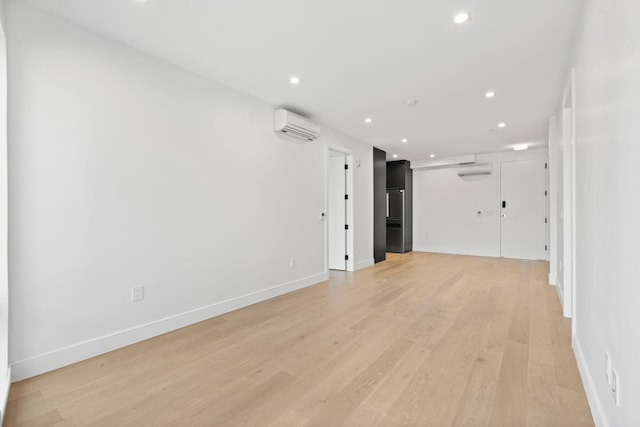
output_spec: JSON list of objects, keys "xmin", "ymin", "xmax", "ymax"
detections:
[
  {"xmin": 290, "ymin": 257, "xmax": 296, "ymax": 269},
  {"xmin": 131, "ymin": 285, "xmax": 144, "ymax": 302},
  {"xmin": 611, "ymin": 369, "xmax": 620, "ymax": 407},
  {"xmin": 604, "ymin": 352, "xmax": 612, "ymax": 384}
]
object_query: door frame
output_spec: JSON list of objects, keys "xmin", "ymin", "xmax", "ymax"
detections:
[
  {"xmin": 326, "ymin": 146, "xmax": 354, "ymax": 272},
  {"xmin": 0, "ymin": 15, "xmax": 9, "ymax": 422},
  {"xmin": 563, "ymin": 68, "xmax": 577, "ymax": 329}
]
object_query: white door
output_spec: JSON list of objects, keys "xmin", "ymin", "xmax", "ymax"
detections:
[
  {"xmin": 500, "ymin": 158, "xmax": 547, "ymax": 260},
  {"xmin": 328, "ymin": 155, "xmax": 346, "ymax": 270}
]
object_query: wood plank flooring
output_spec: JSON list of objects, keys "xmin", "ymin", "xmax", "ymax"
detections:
[{"xmin": 4, "ymin": 252, "xmax": 594, "ymax": 426}]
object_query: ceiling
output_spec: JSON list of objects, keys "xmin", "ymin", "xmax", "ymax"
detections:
[{"xmin": 18, "ymin": 0, "xmax": 585, "ymax": 161}]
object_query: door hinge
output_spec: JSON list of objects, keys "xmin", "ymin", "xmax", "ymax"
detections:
[
  {"xmin": 345, "ymin": 224, "xmax": 349, "ymax": 230},
  {"xmin": 545, "ymin": 218, "xmax": 548, "ymax": 224},
  {"xmin": 545, "ymin": 245, "xmax": 548, "ymax": 251},
  {"xmin": 545, "ymin": 163, "xmax": 548, "ymax": 169},
  {"xmin": 344, "ymin": 164, "xmax": 349, "ymax": 170},
  {"xmin": 545, "ymin": 190, "xmax": 548, "ymax": 196},
  {"xmin": 345, "ymin": 194, "xmax": 349, "ymax": 200},
  {"xmin": 345, "ymin": 255, "xmax": 349, "ymax": 260}
]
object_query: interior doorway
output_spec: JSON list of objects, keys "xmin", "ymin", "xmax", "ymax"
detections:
[
  {"xmin": 500, "ymin": 158, "xmax": 548, "ymax": 260},
  {"xmin": 328, "ymin": 152, "xmax": 347, "ymax": 270},
  {"xmin": 327, "ymin": 149, "xmax": 353, "ymax": 271}
]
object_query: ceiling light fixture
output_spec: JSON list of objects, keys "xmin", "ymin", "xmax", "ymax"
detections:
[
  {"xmin": 453, "ymin": 12, "xmax": 470, "ymax": 24},
  {"xmin": 513, "ymin": 143, "xmax": 529, "ymax": 151},
  {"xmin": 289, "ymin": 76, "xmax": 300, "ymax": 85},
  {"xmin": 402, "ymin": 138, "xmax": 408, "ymax": 143},
  {"xmin": 364, "ymin": 117, "xmax": 373, "ymax": 124},
  {"xmin": 430, "ymin": 154, "xmax": 436, "ymax": 158},
  {"xmin": 392, "ymin": 154, "xmax": 398, "ymax": 159},
  {"xmin": 498, "ymin": 122, "xmax": 506, "ymax": 128},
  {"xmin": 485, "ymin": 91, "xmax": 495, "ymax": 98},
  {"xmin": 406, "ymin": 99, "xmax": 418, "ymax": 107}
]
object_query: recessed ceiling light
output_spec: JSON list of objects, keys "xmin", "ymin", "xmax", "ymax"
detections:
[
  {"xmin": 406, "ymin": 99, "xmax": 418, "ymax": 107},
  {"xmin": 430, "ymin": 154, "xmax": 436, "ymax": 158},
  {"xmin": 485, "ymin": 91, "xmax": 495, "ymax": 98},
  {"xmin": 453, "ymin": 12, "xmax": 470, "ymax": 24},
  {"xmin": 289, "ymin": 76, "xmax": 301, "ymax": 85},
  {"xmin": 513, "ymin": 143, "xmax": 529, "ymax": 151},
  {"xmin": 135, "ymin": 0, "xmax": 150, "ymax": 3},
  {"xmin": 498, "ymin": 122, "xmax": 506, "ymax": 128},
  {"xmin": 364, "ymin": 117, "xmax": 373, "ymax": 124},
  {"xmin": 401, "ymin": 138, "xmax": 408, "ymax": 143},
  {"xmin": 392, "ymin": 154, "xmax": 398, "ymax": 159}
]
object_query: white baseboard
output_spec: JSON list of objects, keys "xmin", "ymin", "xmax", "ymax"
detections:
[
  {"xmin": 354, "ymin": 258, "xmax": 374, "ymax": 271},
  {"xmin": 0, "ymin": 367, "xmax": 11, "ymax": 425},
  {"xmin": 574, "ymin": 335, "xmax": 608, "ymax": 427},
  {"xmin": 549, "ymin": 274, "xmax": 557, "ymax": 286},
  {"xmin": 10, "ymin": 272, "xmax": 329, "ymax": 382},
  {"xmin": 413, "ymin": 245, "xmax": 500, "ymax": 258}
]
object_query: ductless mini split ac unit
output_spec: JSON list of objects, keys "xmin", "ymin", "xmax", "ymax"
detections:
[
  {"xmin": 274, "ymin": 109, "xmax": 320, "ymax": 142},
  {"xmin": 456, "ymin": 163, "xmax": 492, "ymax": 176}
]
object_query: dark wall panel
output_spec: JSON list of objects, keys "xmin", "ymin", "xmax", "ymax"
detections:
[{"xmin": 373, "ymin": 148, "xmax": 387, "ymax": 263}]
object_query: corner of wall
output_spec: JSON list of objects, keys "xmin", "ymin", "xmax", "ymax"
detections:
[
  {"xmin": 354, "ymin": 258, "xmax": 374, "ymax": 271},
  {"xmin": 0, "ymin": 366, "xmax": 10, "ymax": 425}
]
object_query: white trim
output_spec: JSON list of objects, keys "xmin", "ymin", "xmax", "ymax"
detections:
[
  {"xmin": 549, "ymin": 274, "xmax": 557, "ymax": 286},
  {"xmin": 10, "ymin": 272, "xmax": 328, "ymax": 382},
  {"xmin": 354, "ymin": 258, "xmax": 374, "ymax": 271},
  {"xmin": 570, "ymin": 67, "xmax": 577, "ymax": 338},
  {"xmin": 574, "ymin": 336, "xmax": 608, "ymax": 427},
  {"xmin": 555, "ymin": 279, "xmax": 565, "ymax": 314},
  {"xmin": 413, "ymin": 245, "xmax": 500, "ymax": 258},
  {"xmin": 0, "ymin": 367, "xmax": 10, "ymax": 425}
]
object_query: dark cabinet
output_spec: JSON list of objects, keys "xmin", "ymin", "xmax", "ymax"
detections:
[
  {"xmin": 373, "ymin": 148, "xmax": 387, "ymax": 263},
  {"xmin": 386, "ymin": 160, "xmax": 412, "ymax": 253}
]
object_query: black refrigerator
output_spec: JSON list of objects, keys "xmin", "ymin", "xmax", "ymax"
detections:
[{"xmin": 386, "ymin": 160, "xmax": 412, "ymax": 253}]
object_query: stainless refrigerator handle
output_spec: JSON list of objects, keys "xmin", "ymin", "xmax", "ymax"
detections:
[
  {"xmin": 401, "ymin": 190, "xmax": 405, "ymax": 250},
  {"xmin": 386, "ymin": 193, "xmax": 389, "ymax": 217}
]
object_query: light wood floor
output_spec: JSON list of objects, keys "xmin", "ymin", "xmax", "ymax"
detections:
[{"xmin": 4, "ymin": 252, "xmax": 593, "ymax": 426}]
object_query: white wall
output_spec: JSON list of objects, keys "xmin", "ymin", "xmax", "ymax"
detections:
[
  {"xmin": 567, "ymin": 0, "xmax": 640, "ymax": 425},
  {"xmin": 412, "ymin": 147, "xmax": 547, "ymax": 257},
  {"xmin": 0, "ymin": 0, "xmax": 9, "ymax": 419},
  {"xmin": 5, "ymin": 2, "xmax": 373, "ymax": 380}
]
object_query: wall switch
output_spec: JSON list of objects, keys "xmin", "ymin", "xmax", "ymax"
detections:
[
  {"xmin": 604, "ymin": 352, "xmax": 612, "ymax": 384},
  {"xmin": 290, "ymin": 257, "xmax": 296, "ymax": 269},
  {"xmin": 132, "ymin": 285, "xmax": 144, "ymax": 302},
  {"xmin": 611, "ymin": 368, "xmax": 620, "ymax": 406}
]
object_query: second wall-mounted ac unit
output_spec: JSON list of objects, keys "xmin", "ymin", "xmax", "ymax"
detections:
[
  {"xmin": 274, "ymin": 109, "xmax": 320, "ymax": 142},
  {"xmin": 457, "ymin": 163, "xmax": 492, "ymax": 176}
]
